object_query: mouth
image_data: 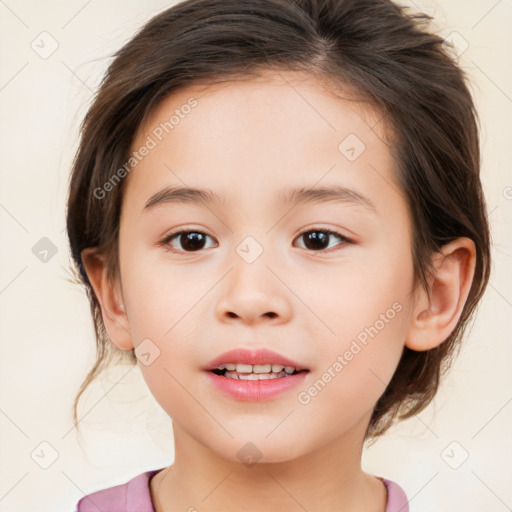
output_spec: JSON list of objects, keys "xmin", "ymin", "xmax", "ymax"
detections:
[
  {"xmin": 205, "ymin": 362, "xmax": 309, "ymax": 401},
  {"xmin": 209, "ymin": 363, "xmax": 309, "ymax": 380},
  {"xmin": 203, "ymin": 348, "xmax": 310, "ymax": 400}
]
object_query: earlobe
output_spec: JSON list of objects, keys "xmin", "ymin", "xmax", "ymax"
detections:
[
  {"xmin": 405, "ymin": 237, "xmax": 476, "ymax": 351},
  {"xmin": 81, "ymin": 248, "xmax": 134, "ymax": 351}
]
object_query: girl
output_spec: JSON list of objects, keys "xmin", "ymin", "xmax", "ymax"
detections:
[{"xmin": 66, "ymin": 0, "xmax": 491, "ymax": 510}]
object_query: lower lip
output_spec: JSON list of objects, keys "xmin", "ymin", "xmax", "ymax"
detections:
[{"xmin": 204, "ymin": 371, "xmax": 308, "ymax": 401}]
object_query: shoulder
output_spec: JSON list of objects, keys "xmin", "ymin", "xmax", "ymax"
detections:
[
  {"xmin": 75, "ymin": 468, "xmax": 165, "ymax": 512},
  {"xmin": 380, "ymin": 477, "xmax": 409, "ymax": 512}
]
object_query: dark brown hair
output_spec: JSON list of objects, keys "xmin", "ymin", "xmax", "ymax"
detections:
[{"xmin": 66, "ymin": 0, "xmax": 491, "ymax": 439}]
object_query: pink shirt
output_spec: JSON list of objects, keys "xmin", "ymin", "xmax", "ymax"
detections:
[{"xmin": 75, "ymin": 468, "xmax": 409, "ymax": 511}]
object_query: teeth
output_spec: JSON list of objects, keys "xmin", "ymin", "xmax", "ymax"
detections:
[
  {"xmin": 224, "ymin": 371, "xmax": 289, "ymax": 380},
  {"xmin": 216, "ymin": 363, "xmax": 297, "ymax": 374},
  {"xmin": 235, "ymin": 363, "xmax": 253, "ymax": 373},
  {"xmin": 252, "ymin": 364, "xmax": 272, "ymax": 373}
]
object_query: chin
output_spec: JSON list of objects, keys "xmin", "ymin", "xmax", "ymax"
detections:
[{"xmin": 221, "ymin": 436, "xmax": 307, "ymax": 466}]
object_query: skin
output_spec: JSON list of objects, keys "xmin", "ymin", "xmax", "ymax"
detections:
[{"xmin": 82, "ymin": 70, "xmax": 476, "ymax": 512}]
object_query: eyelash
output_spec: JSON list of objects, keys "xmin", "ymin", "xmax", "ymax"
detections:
[{"xmin": 158, "ymin": 228, "xmax": 353, "ymax": 255}]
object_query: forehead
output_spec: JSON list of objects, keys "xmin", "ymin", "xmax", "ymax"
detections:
[
  {"xmin": 123, "ymin": 70, "xmax": 397, "ymax": 212},
  {"xmin": 136, "ymin": 69, "xmax": 389, "ymax": 146}
]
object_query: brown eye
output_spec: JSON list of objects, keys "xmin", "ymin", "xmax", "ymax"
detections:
[
  {"xmin": 295, "ymin": 229, "xmax": 351, "ymax": 252},
  {"xmin": 161, "ymin": 230, "xmax": 216, "ymax": 253},
  {"xmin": 160, "ymin": 228, "xmax": 351, "ymax": 255}
]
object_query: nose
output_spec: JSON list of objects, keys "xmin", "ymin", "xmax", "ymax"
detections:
[{"xmin": 215, "ymin": 255, "xmax": 292, "ymax": 325}]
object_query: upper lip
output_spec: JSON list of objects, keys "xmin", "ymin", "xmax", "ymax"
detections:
[{"xmin": 203, "ymin": 348, "xmax": 309, "ymax": 371}]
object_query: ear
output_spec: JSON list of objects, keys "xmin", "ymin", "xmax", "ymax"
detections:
[
  {"xmin": 405, "ymin": 237, "xmax": 476, "ymax": 351},
  {"xmin": 81, "ymin": 248, "xmax": 134, "ymax": 351}
]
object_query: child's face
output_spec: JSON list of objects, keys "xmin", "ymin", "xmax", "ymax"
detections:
[{"xmin": 116, "ymin": 70, "xmax": 416, "ymax": 461}]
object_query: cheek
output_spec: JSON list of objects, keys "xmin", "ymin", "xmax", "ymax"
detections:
[
  {"xmin": 121, "ymin": 247, "xmax": 212, "ymax": 338},
  {"xmin": 124, "ymin": 279, "xmax": 200, "ymax": 417},
  {"xmin": 119, "ymin": 256, "xmax": 206, "ymax": 390},
  {"xmin": 294, "ymin": 300, "xmax": 408, "ymax": 441},
  {"xmin": 302, "ymin": 234, "xmax": 411, "ymax": 335},
  {"xmin": 299, "ymin": 236, "xmax": 412, "ymax": 389}
]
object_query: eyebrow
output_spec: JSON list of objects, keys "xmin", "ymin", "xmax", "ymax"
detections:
[{"xmin": 143, "ymin": 184, "xmax": 377, "ymax": 213}]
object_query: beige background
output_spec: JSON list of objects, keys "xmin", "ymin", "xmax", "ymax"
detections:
[{"xmin": 0, "ymin": 1, "xmax": 511, "ymax": 511}]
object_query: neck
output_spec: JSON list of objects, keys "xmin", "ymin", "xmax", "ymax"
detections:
[{"xmin": 151, "ymin": 414, "xmax": 387, "ymax": 512}]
